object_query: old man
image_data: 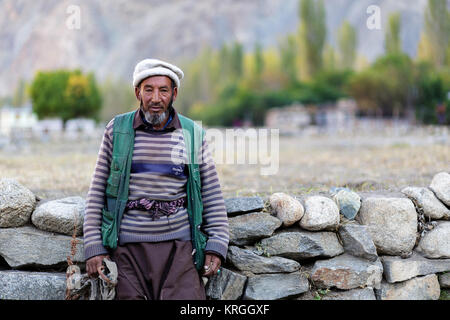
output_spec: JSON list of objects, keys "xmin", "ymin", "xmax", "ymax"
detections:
[{"xmin": 83, "ymin": 58, "xmax": 229, "ymax": 300}]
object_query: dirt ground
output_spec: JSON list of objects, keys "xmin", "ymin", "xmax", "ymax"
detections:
[{"xmin": 0, "ymin": 125, "xmax": 448, "ymax": 201}]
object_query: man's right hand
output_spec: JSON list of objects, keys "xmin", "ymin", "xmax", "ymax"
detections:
[{"xmin": 86, "ymin": 255, "xmax": 110, "ymax": 278}]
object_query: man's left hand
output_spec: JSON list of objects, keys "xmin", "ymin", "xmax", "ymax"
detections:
[{"xmin": 203, "ymin": 253, "xmax": 221, "ymax": 277}]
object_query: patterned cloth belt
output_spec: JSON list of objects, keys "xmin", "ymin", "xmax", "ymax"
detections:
[{"xmin": 125, "ymin": 197, "xmax": 186, "ymax": 221}]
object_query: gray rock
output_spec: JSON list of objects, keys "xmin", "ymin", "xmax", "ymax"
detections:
[
  {"xmin": 338, "ymin": 223, "xmax": 378, "ymax": 261},
  {"xmin": 332, "ymin": 189, "xmax": 361, "ymax": 220},
  {"xmin": 0, "ymin": 270, "xmax": 66, "ymax": 300},
  {"xmin": 243, "ymin": 272, "xmax": 309, "ymax": 300},
  {"xmin": 329, "ymin": 187, "xmax": 352, "ymax": 196},
  {"xmin": 297, "ymin": 287, "xmax": 376, "ymax": 300},
  {"xmin": 31, "ymin": 196, "xmax": 85, "ymax": 236},
  {"xmin": 269, "ymin": 193, "xmax": 304, "ymax": 227},
  {"xmin": 375, "ymin": 274, "xmax": 441, "ymax": 300},
  {"xmin": 439, "ymin": 272, "xmax": 450, "ymax": 288},
  {"xmin": 311, "ymin": 253, "xmax": 383, "ymax": 290},
  {"xmin": 321, "ymin": 287, "xmax": 376, "ymax": 300},
  {"xmin": 0, "ymin": 178, "xmax": 36, "ymax": 228},
  {"xmin": 357, "ymin": 197, "xmax": 417, "ymax": 256},
  {"xmin": 0, "ymin": 225, "xmax": 84, "ymax": 268},
  {"xmin": 205, "ymin": 267, "xmax": 247, "ymax": 300},
  {"xmin": 299, "ymin": 196, "xmax": 340, "ymax": 231},
  {"xmin": 416, "ymin": 221, "xmax": 450, "ymax": 258},
  {"xmin": 381, "ymin": 252, "xmax": 450, "ymax": 283},
  {"xmin": 259, "ymin": 228, "xmax": 344, "ymax": 261},
  {"xmin": 269, "ymin": 192, "xmax": 305, "ymax": 227},
  {"xmin": 227, "ymin": 245, "xmax": 301, "ymax": 274},
  {"xmin": 225, "ymin": 197, "xmax": 265, "ymax": 216},
  {"xmin": 401, "ymin": 186, "xmax": 450, "ymax": 220},
  {"xmin": 228, "ymin": 212, "xmax": 282, "ymax": 246},
  {"xmin": 429, "ymin": 171, "xmax": 450, "ymax": 207}
]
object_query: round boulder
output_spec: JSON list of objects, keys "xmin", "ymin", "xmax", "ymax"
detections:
[
  {"xmin": 357, "ymin": 197, "xmax": 417, "ymax": 256},
  {"xmin": 332, "ymin": 188, "xmax": 361, "ymax": 220},
  {"xmin": 31, "ymin": 196, "xmax": 85, "ymax": 236},
  {"xmin": 269, "ymin": 193, "xmax": 304, "ymax": 227},
  {"xmin": 299, "ymin": 196, "xmax": 340, "ymax": 231},
  {"xmin": 416, "ymin": 221, "xmax": 450, "ymax": 259},
  {"xmin": 429, "ymin": 171, "xmax": 450, "ymax": 207},
  {"xmin": 0, "ymin": 178, "xmax": 36, "ymax": 228}
]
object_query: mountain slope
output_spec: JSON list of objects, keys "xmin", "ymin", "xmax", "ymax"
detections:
[{"xmin": 0, "ymin": 0, "xmax": 430, "ymax": 96}]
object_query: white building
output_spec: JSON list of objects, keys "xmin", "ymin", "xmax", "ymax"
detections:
[
  {"xmin": 32, "ymin": 118, "xmax": 64, "ymax": 136},
  {"xmin": 65, "ymin": 118, "xmax": 97, "ymax": 139},
  {"xmin": 265, "ymin": 99, "xmax": 357, "ymax": 135},
  {"xmin": 265, "ymin": 103, "xmax": 311, "ymax": 135},
  {"xmin": 0, "ymin": 104, "xmax": 38, "ymax": 137}
]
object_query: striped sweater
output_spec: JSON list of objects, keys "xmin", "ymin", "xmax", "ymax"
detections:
[{"xmin": 83, "ymin": 107, "xmax": 229, "ymax": 261}]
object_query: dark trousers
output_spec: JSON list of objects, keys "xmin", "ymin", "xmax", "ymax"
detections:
[{"xmin": 111, "ymin": 240, "xmax": 206, "ymax": 300}]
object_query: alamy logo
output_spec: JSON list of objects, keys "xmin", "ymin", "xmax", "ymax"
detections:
[
  {"xmin": 171, "ymin": 123, "xmax": 279, "ymax": 176},
  {"xmin": 172, "ymin": 166, "xmax": 184, "ymax": 176},
  {"xmin": 66, "ymin": 5, "xmax": 81, "ymax": 30},
  {"xmin": 366, "ymin": 5, "xmax": 381, "ymax": 30}
]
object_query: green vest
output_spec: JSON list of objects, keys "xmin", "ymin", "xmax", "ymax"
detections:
[{"xmin": 101, "ymin": 110, "xmax": 207, "ymax": 271}]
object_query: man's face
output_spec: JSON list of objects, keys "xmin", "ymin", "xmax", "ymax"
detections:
[{"xmin": 135, "ymin": 75, "xmax": 178, "ymax": 126}]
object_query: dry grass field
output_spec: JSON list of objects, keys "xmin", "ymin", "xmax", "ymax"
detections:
[{"xmin": 0, "ymin": 125, "xmax": 449, "ymax": 201}]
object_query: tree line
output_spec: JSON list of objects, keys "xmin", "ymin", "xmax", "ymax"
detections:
[
  {"xmin": 182, "ymin": 0, "xmax": 450, "ymax": 126},
  {"xmin": 3, "ymin": 0, "xmax": 449, "ymax": 127}
]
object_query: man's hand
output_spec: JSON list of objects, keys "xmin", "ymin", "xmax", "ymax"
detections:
[
  {"xmin": 202, "ymin": 253, "xmax": 221, "ymax": 277},
  {"xmin": 86, "ymin": 255, "xmax": 110, "ymax": 278}
]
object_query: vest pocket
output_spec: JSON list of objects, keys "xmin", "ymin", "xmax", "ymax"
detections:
[
  {"xmin": 106, "ymin": 155, "xmax": 126, "ymax": 198},
  {"xmin": 101, "ymin": 208, "xmax": 116, "ymax": 248}
]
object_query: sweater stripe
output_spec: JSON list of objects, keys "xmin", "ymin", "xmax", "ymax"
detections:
[{"xmin": 83, "ymin": 116, "xmax": 229, "ymax": 261}]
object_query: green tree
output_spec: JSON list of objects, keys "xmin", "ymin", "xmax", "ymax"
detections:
[
  {"xmin": 337, "ymin": 21, "xmax": 357, "ymax": 69},
  {"xmin": 230, "ymin": 41, "xmax": 244, "ymax": 79},
  {"xmin": 29, "ymin": 69, "xmax": 102, "ymax": 125},
  {"xmin": 100, "ymin": 77, "xmax": 136, "ymax": 122},
  {"xmin": 12, "ymin": 79, "xmax": 28, "ymax": 107},
  {"xmin": 218, "ymin": 43, "xmax": 231, "ymax": 81},
  {"xmin": 253, "ymin": 42, "xmax": 265, "ymax": 78},
  {"xmin": 419, "ymin": 0, "xmax": 450, "ymax": 67},
  {"xmin": 414, "ymin": 61, "xmax": 449, "ymax": 124},
  {"xmin": 385, "ymin": 13, "xmax": 402, "ymax": 55},
  {"xmin": 298, "ymin": 0, "xmax": 326, "ymax": 79},
  {"xmin": 279, "ymin": 34, "xmax": 298, "ymax": 83},
  {"xmin": 348, "ymin": 54, "xmax": 415, "ymax": 118},
  {"xmin": 323, "ymin": 43, "xmax": 337, "ymax": 71},
  {"xmin": 177, "ymin": 46, "xmax": 220, "ymax": 113}
]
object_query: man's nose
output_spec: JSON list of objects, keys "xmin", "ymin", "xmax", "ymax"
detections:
[{"xmin": 151, "ymin": 90, "xmax": 161, "ymax": 103}]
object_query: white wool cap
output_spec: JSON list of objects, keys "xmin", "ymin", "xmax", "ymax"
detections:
[{"xmin": 133, "ymin": 58, "xmax": 184, "ymax": 88}]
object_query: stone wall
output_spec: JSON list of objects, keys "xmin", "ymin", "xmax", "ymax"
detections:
[{"xmin": 0, "ymin": 172, "xmax": 449, "ymax": 300}]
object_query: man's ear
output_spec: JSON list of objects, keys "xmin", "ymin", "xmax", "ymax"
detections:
[
  {"xmin": 172, "ymin": 86, "xmax": 178, "ymax": 102},
  {"xmin": 134, "ymin": 86, "xmax": 141, "ymax": 101}
]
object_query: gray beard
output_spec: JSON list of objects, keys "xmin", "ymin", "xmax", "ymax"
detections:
[{"xmin": 143, "ymin": 108, "xmax": 169, "ymax": 126}]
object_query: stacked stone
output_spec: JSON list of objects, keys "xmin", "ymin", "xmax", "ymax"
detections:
[
  {"xmin": 0, "ymin": 178, "xmax": 85, "ymax": 300},
  {"xmin": 0, "ymin": 172, "xmax": 449, "ymax": 300},
  {"xmin": 205, "ymin": 171, "xmax": 450, "ymax": 301}
]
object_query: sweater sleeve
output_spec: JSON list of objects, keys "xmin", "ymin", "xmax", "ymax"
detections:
[
  {"xmin": 83, "ymin": 119, "xmax": 114, "ymax": 261},
  {"xmin": 198, "ymin": 134, "xmax": 230, "ymax": 261}
]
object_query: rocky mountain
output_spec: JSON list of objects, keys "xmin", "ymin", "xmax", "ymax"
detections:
[{"xmin": 0, "ymin": 0, "xmax": 433, "ymax": 96}]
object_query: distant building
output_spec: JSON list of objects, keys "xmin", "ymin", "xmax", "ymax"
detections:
[
  {"xmin": 322, "ymin": 98, "xmax": 357, "ymax": 131},
  {"xmin": 32, "ymin": 118, "xmax": 64, "ymax": 136},
  {"xmin": 65, "ymin": 118, "xmax": 96, "ymax": 132},
  {"xmin": 65, "ymin": 118, "xmax": 97, "ymax": 139},
  {"xmin": 0, "ymin": 104, "xmax": 102, "ymax": 144},
  {"xmin": 0, "ymin": 104, "xmax": 38, "ymax": 137},
  {"xmin": 265, "ymin": 103, "xmax": 311, "ymax": 135},
  {"xmin": 265, "ymin": 99, "xmax": 357, "ymax": 135}
]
